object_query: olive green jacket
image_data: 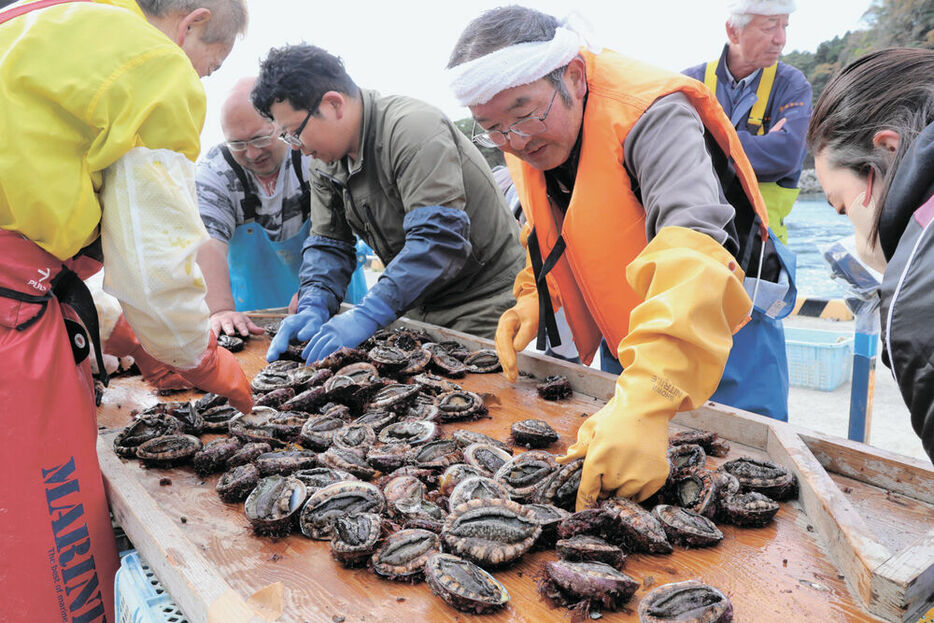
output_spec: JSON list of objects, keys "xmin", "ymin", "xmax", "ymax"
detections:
[{"xmin": 308, "ymin": 89, "xmax": 523, "ymax": 311}]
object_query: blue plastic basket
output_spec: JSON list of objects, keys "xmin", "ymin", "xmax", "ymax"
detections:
[
  {"xmin": 115, "ymin": 550, "xmax": 188, "ymax": 623},
  {"xmin": 784, "ymin": 327, "xmax": 854, "ymax": 391}
]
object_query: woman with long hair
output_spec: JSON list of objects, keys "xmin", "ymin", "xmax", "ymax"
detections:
[{"xmin": 807, "ymin": 47, "xmax": 934, "ymax": 463}]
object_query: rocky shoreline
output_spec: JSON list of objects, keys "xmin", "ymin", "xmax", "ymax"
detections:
[{"xmin": 797, "ymin": 169, "xmax": 822, "ymax": 195}]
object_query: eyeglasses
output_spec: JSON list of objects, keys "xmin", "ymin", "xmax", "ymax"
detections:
[
  {"xmin": 279, "ymin": 110, "xmax": 314, "ymax": 148},
  {"xmin": 225, "ymin": 130, "xmax": 277, "ymax": 152},
  {"xmin": 471, "ymin": 84, "xmax": 560, "ymax": 149}
]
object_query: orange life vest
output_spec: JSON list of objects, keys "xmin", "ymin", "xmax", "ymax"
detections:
[{"xmin": 506, "ymin": 49, "xmax": 769, "ymax": 365}]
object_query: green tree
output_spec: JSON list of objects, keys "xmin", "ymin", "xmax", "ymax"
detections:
[
  {"xmin": 782, "ymin": 0, "xmax": 934, "ymax": 106},
  {"xmin": 864, "ymin": 0, "xmax": 934, "ymax": 48}
]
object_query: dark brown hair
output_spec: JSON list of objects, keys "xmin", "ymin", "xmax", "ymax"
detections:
[
  {"xmin": 807, "ymin": 48, "xmax": 934, "ymax": 242},
  {"xmin": 252, "ymin": 44, "xmax": 359, "ymax": 120}
]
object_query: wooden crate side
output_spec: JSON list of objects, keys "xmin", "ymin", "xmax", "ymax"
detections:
[
  {"xmin": 98, "ymin": 436, "xmax": 262, "ymax": 623},
  {"xmin": 872, "ymin": 530, "xmax": 934, "ymax": 623},
  {"xmin": 767, "ymin": 425, "xmax": 898, "ymax": 618},
  {"xmin": 799, "ymin": 432, "xmax": 934, "ymax": 505}
]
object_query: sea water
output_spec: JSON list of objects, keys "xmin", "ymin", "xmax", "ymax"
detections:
[{"xmin": 785, "ymin": 194, "xmax": 854, "ymax": 298}]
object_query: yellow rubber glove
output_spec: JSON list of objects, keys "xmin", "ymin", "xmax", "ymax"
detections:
[
  {"xmin": 559, "ymin": 226, "xmax": 752, "ymax": 510},
  {"xmin": 494, "ymin": 291, "xmax": 539, "ymax": 383}
]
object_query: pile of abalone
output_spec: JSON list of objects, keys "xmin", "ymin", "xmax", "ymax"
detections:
[{"xmin": 113, "ymin": 326, "xmax": 796, "ymax": 621}]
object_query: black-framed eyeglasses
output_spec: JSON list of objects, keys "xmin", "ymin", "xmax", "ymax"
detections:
[
  {"xmin": 471, "ymin": 84, "xmax": 560, "ymax": 149},
  {"xmin": 279, "ymin": 109, "xmax": 313, "ymax": 148},
  {"xmin": 226, "ymin": 129, "xmax": 277, "ymax": 152}
]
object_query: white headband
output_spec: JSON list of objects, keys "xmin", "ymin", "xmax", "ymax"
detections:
[{"xmin": 446, "ymin": 27, "xmax": 585, "ymax": 107}]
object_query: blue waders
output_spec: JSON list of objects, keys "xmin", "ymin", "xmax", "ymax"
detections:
[
  {"xmin": 345, "ymin": 239, "xmax": 371, "ymax": 306},
  {"xmin": 220, "ymin": 148, "xmax": 367, "ymax": 311},
  {"xmin": 710, "ymin": 231, "xmax": 796, "ymax": 421},
  {"xmin": 228, "ymin": 218, "xmax": 310, "ymax": 311}
]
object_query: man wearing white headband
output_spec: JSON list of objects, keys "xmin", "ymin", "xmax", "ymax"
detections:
[
  {"xmin": 685, "ymin": 0, "xmax": 811, "ymax": 244},
  {"xmin": 448, "ymin": 6, "xmax": 795, "ymax": 509}
]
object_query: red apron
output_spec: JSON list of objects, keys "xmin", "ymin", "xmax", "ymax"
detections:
[
  {"xmin": 0, "ymin": 229, "xmax": 118, "ymax": 623},
  {"xmin": 4, "ymin": 3, "xmax": 132, "ymax": 621}
]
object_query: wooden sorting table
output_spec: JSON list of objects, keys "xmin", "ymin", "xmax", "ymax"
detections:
[{"xmin": 97, "ymin": 317, "xmax": 934, "ymax": 623}]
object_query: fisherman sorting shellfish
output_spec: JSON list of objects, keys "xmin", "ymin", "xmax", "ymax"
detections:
[
  {"xmin": 253, "ymin": 44, "xmax": 526, "ymax": 366},
  {"xmin": 446, "ymin": 5, "xmax": 796, "ymax": 510},
  {"xmin": 0, "ymin": 1, "xmax": 251, "ymax": 620}
]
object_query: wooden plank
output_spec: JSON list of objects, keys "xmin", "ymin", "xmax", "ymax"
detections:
[
  {"xmin": 767, "ymin": 423, "xmax": 895, "ymax": 618},
  {"xmin": 799, "ymin": 432, "xmax": 934, "ymax": 505},
  {"xmin": 99, "ymin": 400, "xmax": 881, "ymax": 620},
  {"xmin": 826, "ymin": 472, "xmax": 933, "ymax": 558},
  {"xmin": 787, "ymin": 431, "xmax": 934, "ymax": 621},
  {"xmin": 97, "ymin": 318, "xmax": 933, "ymax": 622},
  {"xmin": 672, "ymin": 403, "xmax": 772, "ymax": 451},
  {"xmin": 873, "ymin": 529, "xmax": 934, "ymax": 623},
  {"xmin": 99, "ymin": 436, "xmax": 264, "ymax": 623}
]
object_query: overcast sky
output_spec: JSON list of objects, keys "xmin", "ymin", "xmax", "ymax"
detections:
[{"xmin": 198, "ymin": 0, "xmax": 873, "ymax": 152}]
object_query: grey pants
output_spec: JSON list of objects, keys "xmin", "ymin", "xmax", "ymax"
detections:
[{"xmin": 404, "ymin": 284, "xmax": 515, "ymax": 341}]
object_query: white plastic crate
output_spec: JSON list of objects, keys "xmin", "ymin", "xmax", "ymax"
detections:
[
  {"xmin": 115, "ymin": 550, "xmax": 189, "ymax": 623},
  {"xmin": 785, "ymin": 327, "xmax": 853, "ymax": 391}
]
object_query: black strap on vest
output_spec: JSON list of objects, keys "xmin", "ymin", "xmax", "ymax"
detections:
[
  {"xmin": 0, "ymin": 285, "xmax": 51, "ymax": 331},
  {"xmin": 291, "ymin": 149, "xmax": 311, "ymax": 221},
  {"xmin": 220, "ymin": 146, "xmax": 262, "ymax": 221},
  {"xmin": 0, "ymin": 265, "xmax": 109, "ymax": 386},
  {"xmin": 527, "ymin": 226, "xmax": 565, "ymax": 350},
  {"xmin": 220, "ymin": 146, "xmax": 312, "ymax": 223},
  {"xmin": 51, "ymin": 267, "xmax": 109, "ymax": 387}
]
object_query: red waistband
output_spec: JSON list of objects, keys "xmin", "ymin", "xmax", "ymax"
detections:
[
  {"xmin": 0, "ymin": 0, "xmax": 91, "ymax": 25},
  {"xmin": 0, "ymin": 230, "xmax": 63, "ymax": 297}
]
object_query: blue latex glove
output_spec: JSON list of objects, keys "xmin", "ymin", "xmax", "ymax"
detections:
[
  {"xmin": 265, "ymin": 301, "xmax": 330, "ymax": 362},
  {"xmin": 302, "ymin": 293, "xmax": 397, "ymax": 364},
  {"xmin": 355, "ymin": 239, "xmax": 372, "ymax": 269}
]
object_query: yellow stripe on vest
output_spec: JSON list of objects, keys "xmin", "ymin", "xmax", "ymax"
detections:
[
  {"xmin": 704, "ymin": 59, "xmax": 718, "ymax": 92},
  {"xmin": 749, "ymin": 63, "xmax": 777, "ymax": 135},
  {"xmin": 704, "ymin": 60, "xmax": 778, "ymax": 135}
]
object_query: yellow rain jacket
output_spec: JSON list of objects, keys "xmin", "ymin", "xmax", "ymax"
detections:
[
  {"xmin": 0, "ymin": 0, "xmax": 205, "ymax": 260},
  {"xmin": 0, "ymin": 3, "xmax": 209, "ymax": 621},
  {"xmin": 0, "ymin": 0, "xmax": 213, "ymax": 366}
]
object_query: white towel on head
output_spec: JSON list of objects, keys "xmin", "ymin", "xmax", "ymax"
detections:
[{"xmin": 446, "ymin": 27, "xmax": 584, "ymax": 107}]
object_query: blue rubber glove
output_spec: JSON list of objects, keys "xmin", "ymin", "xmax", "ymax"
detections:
[
  {"xmin": 302, "ymin": 293, "xmax": 397, "ymax": 364},
  {"xmin": 265, "ymin": 301, "xmax": 330, "ymax": 362}
]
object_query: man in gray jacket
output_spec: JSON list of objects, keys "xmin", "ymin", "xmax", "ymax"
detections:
[{"xmin": 254, "ymin": 44, "xmax": 524, "ymax": 363}]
